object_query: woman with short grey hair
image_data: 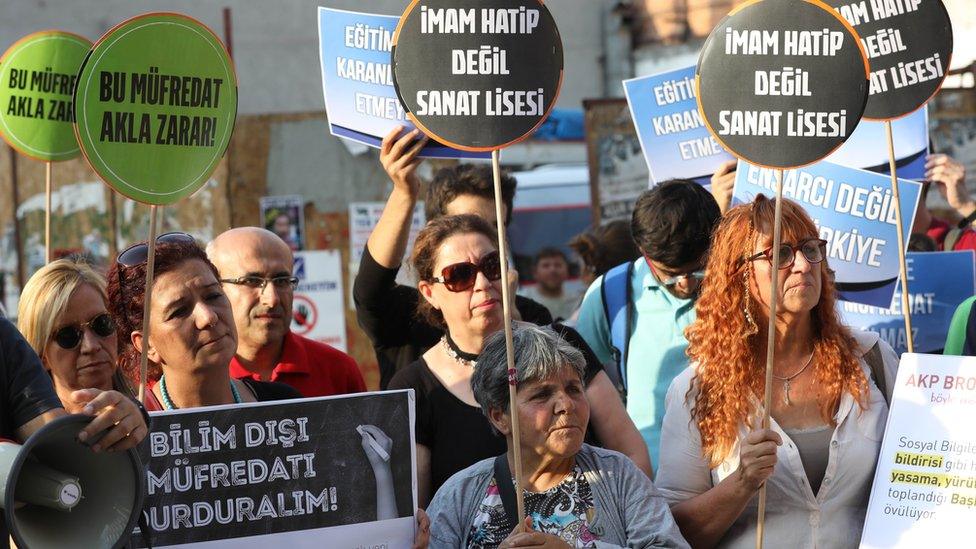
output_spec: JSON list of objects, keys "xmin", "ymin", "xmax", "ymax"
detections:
[
  {"xmin": 427, "ymin": 324, "xmax": 689, "ymax": 549},
  {"xmin": 471, "ymin": 325, "xmax": 586, "ymax": 433}
]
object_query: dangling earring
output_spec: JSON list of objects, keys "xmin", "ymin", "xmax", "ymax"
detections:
[
  {"xmin": 742, "ymin": 262, "xmax": 759, "ymax": 337},
  {"xmin": 742, "ymin": 215, "xmax": 759, "ymax": 337}
]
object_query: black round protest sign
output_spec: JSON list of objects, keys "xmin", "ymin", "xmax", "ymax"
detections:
[
  {"xmin": 696, "ymin": 0, "xmax": 869, "ymax": 169},
  {"xmin": 824, "ymin": 0, "xmax": 952, "ymax": 120},
  {"xmin": 391, "ymin": 0, "xmax": 563, "ymax": 152}
]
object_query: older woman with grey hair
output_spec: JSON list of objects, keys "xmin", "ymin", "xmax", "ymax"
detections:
[{"xmin": 426, "ymin": 324, "xmax": 688, "ymax": 548}]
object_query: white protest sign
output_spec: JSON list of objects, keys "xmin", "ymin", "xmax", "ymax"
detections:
[
  {"xmin": 861, "ymin": 353, "xmax": 976, "ymax": 548},
  {"xmin": 292, "ymin": 250, "xmax": 347, "ymax": 352},
  {"xmin": 349, "ymin": 201, "xmax": 424, "ymax": 267},
  {"xmin": 348, "ymin": 202, "xmax": 425, "ymax": 295}
]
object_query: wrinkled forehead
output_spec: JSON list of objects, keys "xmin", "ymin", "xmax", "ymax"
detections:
[
  {"xmin": 518, "ymin": 363, "xmax": 584, "ymax": 391},
  {"xmin": 153, "ymin": 260, "xmax": 220, "ymax": 302}
]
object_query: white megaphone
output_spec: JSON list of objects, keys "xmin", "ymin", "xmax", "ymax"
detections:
[{"xmin": 0, "ymin": 414, "xmax": 145, "ymax": 549}]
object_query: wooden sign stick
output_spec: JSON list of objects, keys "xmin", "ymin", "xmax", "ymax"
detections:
[
  {"xmin": 45, "ymin": 162, "xmax": 52, "ymax": 263},
  {"xmin": 885, "ymin": 121, "xmax": 915, "ymax": 353},
  {"xmin": 492, "ymin": 149, "xmax": 527, "ymax": 520},
  {"xmin": 137, "ymin": 204, "xmax": 160, "ymax": 404},
  {"xmin": 756, "ymin": 168, "xmax": 786, "ymax": 549}
]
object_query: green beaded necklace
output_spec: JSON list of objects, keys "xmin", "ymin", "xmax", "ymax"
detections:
[{"xmin": 159, "ymin": 374, "xmax": 242, "ymax": 410}]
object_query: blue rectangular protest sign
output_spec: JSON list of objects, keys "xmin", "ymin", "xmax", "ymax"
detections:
[
  {"xmin": 733, "ymin": 160, "xmax": 921, "ymax": 308},
  {"xmin": 839, "ymin": 251, "xmax": 976, "ymax": 354},
  {"xmin": 317, "ymin": 7, "xmax": 488, "ymax": 159},
  {"xmin": 824, "ymin": 106, "xmax": 929, "ymax": 180},
  {"xmin": 624, "ymin": 66, "xmax": 734, "ymax": 187},
  {"xmin": 625, "ymin": 66, "xmax": 927, "ymax": 188}
]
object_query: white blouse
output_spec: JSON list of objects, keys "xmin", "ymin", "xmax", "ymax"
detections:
[{"xmin": 656, "ymin": 329, "xmax": 899, "ymax": 549}]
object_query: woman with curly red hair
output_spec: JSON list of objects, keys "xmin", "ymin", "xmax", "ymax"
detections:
[{"xmin": 655, "ymin": 195, "xmax": 899, "ymax": 548}]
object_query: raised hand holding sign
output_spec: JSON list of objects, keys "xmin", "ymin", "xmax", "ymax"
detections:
[{"xmin": 392, "ymin": 0, "xmax": 563, "ymax": 521}]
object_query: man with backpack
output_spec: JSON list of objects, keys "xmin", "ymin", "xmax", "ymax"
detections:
[{"xmin": 575, "ymin": 180, "xmax": 722, "ymax": 470}]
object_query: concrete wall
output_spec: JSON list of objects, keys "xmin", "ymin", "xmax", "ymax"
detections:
[{"xmin": 0, "ymin": 0, "xmax": 607, "ymax": 114}]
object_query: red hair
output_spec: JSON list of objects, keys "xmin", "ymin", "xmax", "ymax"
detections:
[{"xmin": 685, "ymin": 195, "xmax": 868, "ymax": 466}]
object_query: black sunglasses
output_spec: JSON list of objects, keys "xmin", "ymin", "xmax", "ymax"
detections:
[
  {"xmin": 746, "ymin": 238, "xmax": 828, "ymax": 270},
  {"xmin": 430, "ymin": 251, "xmax": 502, "ymax": 292},
  {"xmin": 53, "ymin": 313, "xmax": 116, "ymax": 350},
  {"xmin": 117, "ymin": 232, "xmax": 196, "ymax": 266}
]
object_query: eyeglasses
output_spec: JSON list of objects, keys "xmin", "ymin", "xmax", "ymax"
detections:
[
  {"xmin": 647, "ymin": 259, "xmax": 705, "ymax": 287},
  {"xmin": 658, "ymin": 270, "xmax": 705, "ymax": 286},
  {"xmin": 745, "ymin": 238, "xmax": 828, "ymax": 270},
  {"xmin": 117, "ymin": 232, "xmax": 196, "ymax": 266},
  {"xmin": 430, "ymin": 251, "xmax": 502, "ymax": 292},
  {"xmin": 220, "ymin": 275, "xmax": 299, "ymax": 291},
  {"xmin": 52, "ymin": 313, "xmax": 116, "ymax": 350}
]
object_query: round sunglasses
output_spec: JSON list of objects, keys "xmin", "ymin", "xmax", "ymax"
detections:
[
  {"xmin": 745, "ymin": 238, "xmax": 828, "ymax": 270},
  {"xmin": 430, "ymin": 251, "xmax": 502, "ymax": 292},
  {"xmin": 52, "ymin": 313, "xmax": 116, "ymax": 350}
]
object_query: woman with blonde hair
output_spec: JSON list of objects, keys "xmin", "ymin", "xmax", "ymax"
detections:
[
  {"xmin": 17, "ymin": 257, "xmax": 148, "ymax": 450},
  {"xmin": 656, "ymin": 195, "xmax": 898, "ymax": 548}
]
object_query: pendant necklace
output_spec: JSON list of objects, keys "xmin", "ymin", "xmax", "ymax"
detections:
[{"xmin": 772, "ymin": 352, "xmax": 814, "ymax": 406}]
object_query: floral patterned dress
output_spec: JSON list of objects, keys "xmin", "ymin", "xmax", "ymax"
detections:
[{"xmin": 466, "ymin": 465, "xmax": 598, "ymax": 548}]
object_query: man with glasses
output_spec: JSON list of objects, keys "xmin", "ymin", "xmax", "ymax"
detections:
[
  {"xmin": 207, "ymin": 227, "xmax": 365, "ymax": 397},
  {"xmin": 575, "ymin": 179, "xmax": 722, "ymax": 469}
]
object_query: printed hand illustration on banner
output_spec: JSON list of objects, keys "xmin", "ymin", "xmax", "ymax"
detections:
[{"xmin": 358, "ymin": 424, "xmax": 398, "ymax": 521}]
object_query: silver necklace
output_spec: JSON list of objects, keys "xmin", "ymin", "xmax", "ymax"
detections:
[
  {"xmin": 772, "ymin": 352, "xmax": 814, "ymax": 406},
  {"xmin": 441, "ymin": 335, "xmax": 477, "ymax": 367}
]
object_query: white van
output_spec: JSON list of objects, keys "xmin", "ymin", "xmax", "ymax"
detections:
[{"xmin": 508, "ymin": 164, "xmax": 592, "ymax": 290}]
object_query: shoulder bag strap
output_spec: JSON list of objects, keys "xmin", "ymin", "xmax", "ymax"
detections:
[
  {"xmin": 864, "ymin": 342, "xmax": 889, "ymax": 406},
  {"xmin": 493, "ymin": 454, "xmax": 520, "ymax": 528}
]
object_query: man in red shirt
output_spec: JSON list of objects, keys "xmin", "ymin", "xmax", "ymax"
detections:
[
  {"xmin": 915, "ymin": 154, "xmax": 976, "ymax": 251},
  {"xmin": 208, "ymin": 227, "xmax": 365, "ymax": 397}
]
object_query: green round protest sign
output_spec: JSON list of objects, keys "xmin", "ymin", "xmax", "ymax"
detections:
[
  {"xmin": 0, "ymin": 31, "xmax": 92, "ymax": 161},
  {"xmin": 74, "ymin": 13, "xmax": 237, "ymax": 205}
]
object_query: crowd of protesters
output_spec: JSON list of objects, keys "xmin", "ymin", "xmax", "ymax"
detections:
[{"xmin": 0, "ymin": 121, "xmax": 974, "ymax": 547}]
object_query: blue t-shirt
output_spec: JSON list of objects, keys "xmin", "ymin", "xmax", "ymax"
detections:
[{"xmin": 575, "ymin": 259, "xmax": 696, "ymax": 469}]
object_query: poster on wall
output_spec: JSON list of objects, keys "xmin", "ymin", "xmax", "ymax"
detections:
[
  {"xmin": 583, "ymin": 98, "xmax": 649, "ymax": 224},
  {"xmin": 293, "ymin": 250, "xmax": 347, "ymax": 352},
  {"xmin": 261, "ymin": 195, "xmax": 305, "ymax": 252},
  {"xmin": 348, "ymin": 201, "xmax": 425, "ymax": 294}
]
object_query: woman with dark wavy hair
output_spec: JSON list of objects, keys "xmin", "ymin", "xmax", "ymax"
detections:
[{"xmin": 655, "ymin": 195, "xmax": 899, "ymax": 548}]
